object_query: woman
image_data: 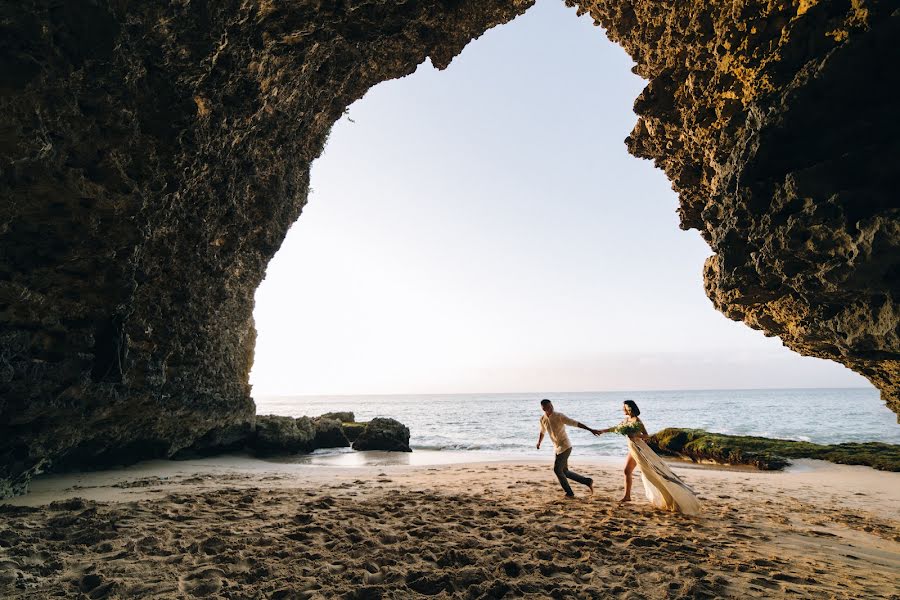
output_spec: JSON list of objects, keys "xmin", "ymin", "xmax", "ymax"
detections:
[{"xmin": 597, "ymin": 400, "xmax": 700, "ymax": 515}]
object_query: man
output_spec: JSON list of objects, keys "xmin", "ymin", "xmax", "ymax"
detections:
[{"xmin": 536, "ymin": 399, "xmax": 599, "ymax": 498}]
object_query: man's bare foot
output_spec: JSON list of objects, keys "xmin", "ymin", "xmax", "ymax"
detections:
[
  {"xmin": 564, "ymin": 493, "xmax": 576, "ymax": 500},
  {"xmin": 618, "ymin": 496, "xmax": 631, "ymax": 503}
]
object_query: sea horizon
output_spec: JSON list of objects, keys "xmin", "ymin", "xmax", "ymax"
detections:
[
  {"xmin": 255, "ymin": 388, "xmax": 900, "ymax": 461},
  {"xmin": 254, "ymin": 384, "xmax": 876, "ymax": 400}
]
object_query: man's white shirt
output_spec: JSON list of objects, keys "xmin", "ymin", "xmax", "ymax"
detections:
[{"xmin": 540, "ymin": 412, "xmax": 578, "ymax": 455}]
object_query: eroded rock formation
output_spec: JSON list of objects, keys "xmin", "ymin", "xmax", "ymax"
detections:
[
  {"xmin": 352, "ymin": 417, "xmax": 413, "ymax": 452},
  {"xmin": 0, "ymin": 0, "xmax": 531, "ymax": 497},
  {"xmin": 577, "ymin": 0, "xmax": 900, "ymax": 412},
  {"xmin": 1, "ymin": 0, "xmax": 897, "ymax": 496}
]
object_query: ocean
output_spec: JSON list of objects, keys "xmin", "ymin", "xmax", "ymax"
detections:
[{"xmin": 254, "ymin": 388, "xmax": 900, "ymax": 463}]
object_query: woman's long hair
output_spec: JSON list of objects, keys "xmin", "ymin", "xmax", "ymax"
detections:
[{"xmin": 623, "ymin": 399, "xmax": 641, "ymax": 417}]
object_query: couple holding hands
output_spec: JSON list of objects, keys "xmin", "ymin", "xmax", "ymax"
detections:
[{"xmin": 537, "ymin": 398, "xmax": 700, "ymax": 515}]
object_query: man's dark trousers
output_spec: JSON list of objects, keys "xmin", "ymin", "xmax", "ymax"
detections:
[{"xmin": 553, "ymin": 448, "xmax": 592, "ymax": 496}]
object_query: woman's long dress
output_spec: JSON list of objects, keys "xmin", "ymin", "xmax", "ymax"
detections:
[{"xmin": 627, "ymin": 437, "xmax": 701, "ymax": 515}]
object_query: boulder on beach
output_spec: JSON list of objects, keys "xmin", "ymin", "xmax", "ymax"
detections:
[
  {"xmin": 649, "ymin": 428, "xmax": 900, "ymax": 472},
  {"xmin": 352, "ymin": 418, "xmax": 412, "ymax": 452},
  {"xmin": 252, "ymin": 415, "xmax": 316, "ymax": 456},
  {"xmin": 172, "ymin": 420, "xmax": 255, "ymax": 459},
  {"xmin": 341, "ymin": 422, "xmax": 367, "ymax": 443},
  {"xmin": 312, "ymin": 418, "xmax": 350, "ymax": 448},
  {"xmin": 318, "ymin": 412, "xmax": 355, "ymax": 423}
]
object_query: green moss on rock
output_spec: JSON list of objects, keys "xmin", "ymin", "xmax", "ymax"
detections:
[
  {"xmin": 649, "ymin": 428, "xmax": 900, "ymax": 472},
  {"xmin": 340, "ymin": 422, "xmax": 367, "ymax": 444}
]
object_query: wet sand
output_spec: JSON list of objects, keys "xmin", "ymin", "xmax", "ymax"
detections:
[{"xmin": 1, "ymin": 454, "xmax": 898, "ymax": 598}]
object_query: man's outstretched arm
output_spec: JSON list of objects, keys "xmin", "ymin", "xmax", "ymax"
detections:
[
  {"xmin": 575, "ymin": 421, "xmax": 601, "ymax": 436},
  {"xmin": 536, "ymin": 431, "xmax": 544, "ymax": 449}
]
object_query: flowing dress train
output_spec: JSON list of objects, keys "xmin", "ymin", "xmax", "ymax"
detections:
[{"xmin": 627, "ymin": 437, "xmax": 701, "ymax": 515}]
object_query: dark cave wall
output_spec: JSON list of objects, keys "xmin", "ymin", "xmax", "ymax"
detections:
[
  {"xmin": 0, "ymin": 0, "xmax": 532, "ymax": 497},
  {"xmin": 577, "ymin": 0, "xmax": 900, "ymax": 413},
  {"xmin": 1, "ymin": 0, "xmax": 897, "ymax": 497}
]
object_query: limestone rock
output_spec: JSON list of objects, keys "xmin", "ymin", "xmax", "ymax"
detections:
[
  {"xmin": 0, "ymin": 0, "xmax": 527, "ymax": 497},
  {"xmin": 578, "ymin": 0, "xmax": 900, "ymax": 415},
  {"xmin": 650, "ymin": 428, "xmax": 900, "ymax": 471},
  {"xmin": 352, "ymin": 418, "xmax": 412, "ymax": 452},
  {"xmin": 341, "ymin": 422, "xmax": 367, "ymax": 444},
  {"xmin": 318, "ymin": 412, "xmax": 356, "ymax": 424},
  {"xmin": 252, "ymin": 416, "xmax": 316, "ymax": 456},
  {"xmin": 171, "ymin": 420, "xmax": 256, "ymax": 460},
  {"xmin": 312, "ymin": 418, "xmax": 350, "ymax": 449}
]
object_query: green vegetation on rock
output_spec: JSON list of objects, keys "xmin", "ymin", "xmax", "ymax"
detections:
[
  {"xmin": 340, "ymin": 422, "xmax": 367, "ymax": 444},
  {"xmin": 649, "ymin": 429, "xmax": 900, "ymax": 472}
]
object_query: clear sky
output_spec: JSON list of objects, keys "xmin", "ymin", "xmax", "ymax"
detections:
[{"xmin": 249, "ymin": 0, "xmax": 870, "ymax": 396}]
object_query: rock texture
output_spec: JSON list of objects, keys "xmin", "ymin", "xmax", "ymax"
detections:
[
  {"xmin": 175, "ymin": 414, "xmax": 374, "ymax": 457},
  {"xmin": 351, "ymin": 418, "xmax": 412, "ymax": 452},
  {"xmin": 575, "ymin": 0, "xmax": 900, "ymax": 413},
  {"xmin": 311, "ymin": 417, "xmax": 351, "ymax": 449},
  {"xmin": 650, "ymin": 428, "xmax": 900, "ymax": 471},
  {"xmin": 318, "ymin": 412, "xmax": 355, "ymax": 424},
  {"xmin": 252, "ymin": 415, "xmax": 316, "ymax": 456},
  {"xmin": 341, "ymin": 422, "xmax": 367, "ymax": 444},
  {"xmin": 1, "ymin": 0, "xmax": 897, "ymax": 495},
  {"xmin": 0, "ymin": 0, "xmax": 530, "ymax": 497}
]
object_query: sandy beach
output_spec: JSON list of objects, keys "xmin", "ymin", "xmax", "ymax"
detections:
[{"xmin": 1, "ymin": 454, "xmax": 898, "ymax": 599}]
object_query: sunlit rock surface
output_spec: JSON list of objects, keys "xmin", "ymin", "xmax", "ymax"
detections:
[
  {"xmin": 577, "ymin": 0, "xmax": 899, "ymax": 414},
  {"xmin": 351, "ymin": 418, "xmax": 413, "ymax": 453},
  {"xmin": 1, "ymin": 0, "xmax": 897, "ymax": 496}
]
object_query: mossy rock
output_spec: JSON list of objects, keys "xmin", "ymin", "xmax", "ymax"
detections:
[
  {"xmin": 649, "ymin": 428, "xmax": 900, "ymax": 472},
  {"xmin": 341, "ymin": 422, "xmax": 367, "ymax": 443},
  {"xmin": 351, "ymin": 418, "xmax": 411, "ymax": 452},
  {"xmin": 318, "ymin": 411, "xmax": 355, "ymax": 424},
  {"xmin": 252, "ymin": 415, "xmax": 316, "ymax": 456},
  {"xmin": 312, "ymin": 418, "xmax": 350, "ymax": 449}
]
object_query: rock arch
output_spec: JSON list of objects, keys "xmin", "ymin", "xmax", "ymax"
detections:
[{"xmin": 1, "ymin": 0, "xmax": 897, "ymax": 496}]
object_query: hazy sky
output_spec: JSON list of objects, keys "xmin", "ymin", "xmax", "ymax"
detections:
[{"xmin": 249, "ymin": 1, "xmax": 869, "ymax": 396}]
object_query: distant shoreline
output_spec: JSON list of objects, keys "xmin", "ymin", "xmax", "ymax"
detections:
[{"xmin": 253, "ymin": 386, "xmax": 877, "ymax": 399}]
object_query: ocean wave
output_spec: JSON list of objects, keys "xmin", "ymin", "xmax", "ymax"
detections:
[
  {"xmin": 412, "ymin": 441, "xmax": 527, "ymax": 452},
  {"xmin": 256, "ymin": 389, "xmax": 900, "ymax": 452}
]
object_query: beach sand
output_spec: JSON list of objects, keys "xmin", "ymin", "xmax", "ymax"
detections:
[{"xmin": 1, "ymin": 454, "xmax": 898, "ymax": 599}]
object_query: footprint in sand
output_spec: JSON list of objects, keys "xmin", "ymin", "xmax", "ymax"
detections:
[
  {"xmin": 79, "ymin": 572, "xmax": 119, "ymax": 598},
  {"xmin": 327, "ymin": 562, "xmax": 348, "ymax": 574},
  {"xmin": 749, "ymin": 576, "xmax": 782, "ymax": 591},
  {"xmin": 500, "ymin": 560, "xmax": 522, "ymax": 577},
  {"xmin": 363, "ymin": 570, "xmax": 384, "ymax": 584},
  {"xmin": 270, "ymin": 588, "xmax": 316, "ymax": 600},
  {"xmin": 199, "ymin": 536, "xmax": 227, "ymax": 555},
  {"xmin": 178, "ymin": 567, "xmax": 227, "ymax": 597}
]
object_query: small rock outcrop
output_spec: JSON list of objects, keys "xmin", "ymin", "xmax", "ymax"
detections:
[
  {"xmin": 341, "ymin": 422, "xmax": 367, "ymax": 443},
  {"xmin": 311, "ymin": 417, "xmax": 350, "ymax": 449},
  {"xmin": 650, "ymin": 428, "xmax": 900, "ymax": 471},
  {"xmin": 319, "ymin": 412, "xmax": 355, "ymax": 424},
  {"xmin": 252, "ymin": 416, "xmax": 316, "ymax": 456},
  {"xmin": 172, "ymin": 413, "xmax": 401, "ymax": 457},
  {"xmin": 171, "ymin": 421, "xmax": 255, "ymax": 460},
  {"xmin": 352, "ymin": 418, "xmax": 412, "ymax": 452}
]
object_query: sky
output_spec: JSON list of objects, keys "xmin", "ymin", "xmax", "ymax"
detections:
[{"xmin": 249, "ymin": 0, "xmax": 870, "ymax": 397}]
